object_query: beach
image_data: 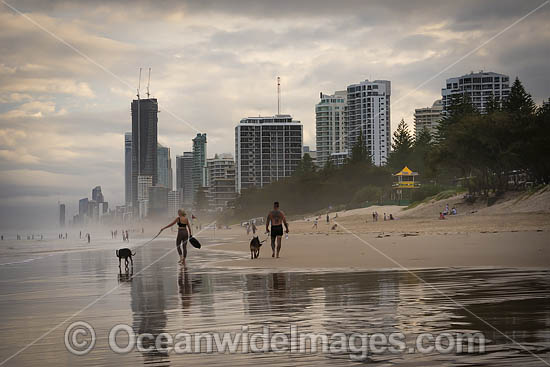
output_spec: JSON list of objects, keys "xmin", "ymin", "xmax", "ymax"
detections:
[
  {"xmin": 214, "ymin": 207, "xmax": 550, "ymax": 270},
  {"xmin": 1, "ymin": 194, "xmax": 550, "ymax": 366}
]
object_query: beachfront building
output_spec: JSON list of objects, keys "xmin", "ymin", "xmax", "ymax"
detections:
[
  {"xmin": 235, "ymin": 114, "xmax": 303, "ymax": 193},
  {"xmin": 137, "ymin": 175, "xmax": 152, "ymax": 219},
  {"xmin": 302, "ymin": 146, "xmax": 318, "ymax": 167},
  {"xmin": 441, "ymin": 71, "xmax": 510, "ymax": 114},
  {"xmin": 414, "ymin": 99, "xmax": 443, "ymax": 139},
  {"xmin": 168, "ymin": 190, "xmax": 181, "ymax": 217},
  {"xmin": 330, "ymin": 151, "xmax": 349, "ymax": 167},
  {"xmin": 124, "ymin": 132, "xmax": 132, "ymax": 206},
  {"xmin": 148, "ymin": 185, "xmax": 170, "ymax": 217},
  {"xmin": 131, "ymin": 98, "xmax": 158, "ymax": 212},
  {"xmin": 176, "ymin": 152, "xmax": 194, "ymax": 207},
  {"xmin": 206, "ymin": 154, "xmax": 236, "ymax": 211},
  {"xmin": 316, "ymin": 91, "xmax": 347, "ymax": 167},
  {"xmin": 346, "ymin": 80, "xmax": 391, "ymax": 166},
  {"xmin": 192, "ymin": 133, "xmax": 207, "ymax": 194},
  {"xmin": 157, "ymin": 143, "xmax": 173, "ymax": 190},
  {"xmin": 59, "ymin": 203, "xmax": 65, "ymax": 227}
]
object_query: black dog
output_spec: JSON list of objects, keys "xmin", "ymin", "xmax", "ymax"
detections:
[
  {"xmin": 250, "ymin": 236, "xmax": 266, "ymax": 259},
  {"xmin": 116, "ymin": 248, "xmax": 136, "ymax": 268}
]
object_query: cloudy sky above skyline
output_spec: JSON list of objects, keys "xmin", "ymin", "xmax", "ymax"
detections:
[{"xmin": 1, "ymin": 0, "xmax": 549, "ymax": 229}]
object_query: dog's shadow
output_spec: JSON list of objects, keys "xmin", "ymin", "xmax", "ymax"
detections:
[{"xmin": 118, "ymin": 266, "xmax": 133, "ymax": 283}]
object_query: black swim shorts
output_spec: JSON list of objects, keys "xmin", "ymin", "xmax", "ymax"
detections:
[{"xmin": 270, "ymin": 224, "xmax": 284, "ymax": 238}]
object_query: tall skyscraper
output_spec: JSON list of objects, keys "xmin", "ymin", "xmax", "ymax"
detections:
[
  {"xmin": 346, "ymin": 79, "xmax": 391, "ymax": 166},
  {"xmin": 168, "ymin": 190, "xmax": 181, "ymax": 217},
  {"xmin": 235, "ymin": 114, "xmax": 303, "ymax": 193},
  {"xmin": 124, "ymin": 132, "xmax": 132, "ymax": 206},
  {"xmin": 441, "ymin": 71, "xmax": 510, "ymax": 114},
  {"xmin": 92, "ymin": 186, "xmax": 104, "ymax": 203},
  {"xmin": 192, "ymin": 133, "xmax": 207, "ymax": 192},
  {"xmin": 78, "ymin": 198, "xmax": 88, "ymax": 222},
  {"xmin": 316, "ymin": 91, "xmax": 347, "ymax": 167},
  {"xmin": 157, "ymin": 143, "xmax": 173, "ymax": 190},
  {"xmin": 176, "ymin": 152, "xmax": 194, "ymax": 207},
  {"xmin": 59, "ymin": 203, "xmax": 65, "ymax": 227},
  {"xmin": 131, "ymin": 98, "xmax": 158, "ymax": 210},
  {"xmin": 414, "ymin": 99, "xmax": 443, "ymax": 139}
]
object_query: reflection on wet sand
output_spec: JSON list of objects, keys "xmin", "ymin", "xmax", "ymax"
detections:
[{"xmin": 0, "ymin": 238, "xmax": 548, "ymax": 367}]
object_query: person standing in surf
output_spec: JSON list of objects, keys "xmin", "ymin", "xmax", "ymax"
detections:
[
  {"xmin": 159, "ymin": 209, "xmax": 192, "ymax": 266},
  {"xmin": 266, "ymin": 201, "xmax": 289, "ymax": 258}
]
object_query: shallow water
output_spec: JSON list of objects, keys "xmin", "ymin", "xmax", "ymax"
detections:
[{"xmin": 0, "ymin": 232, "xmax": 549, "ymax": 366}]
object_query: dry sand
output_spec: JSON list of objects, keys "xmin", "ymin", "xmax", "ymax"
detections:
[{"xmin": 211, "ymin": 190, "xmax": 550, "ymax": 270}]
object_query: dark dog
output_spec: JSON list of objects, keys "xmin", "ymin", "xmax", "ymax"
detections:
[
  {"xmin": 250, "ymin": 236, "xmax": 265, "ymax": 259},
  {"xmin": 116, "ymin": 248, "xmax": 136, "ymax": 268}
]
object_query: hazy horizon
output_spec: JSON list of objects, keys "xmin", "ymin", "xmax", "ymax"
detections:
[{"xmin": 1, "ymin": 0, "xmax": 549, "ymax": 230}]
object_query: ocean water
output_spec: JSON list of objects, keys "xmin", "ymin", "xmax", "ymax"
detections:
[{"xmin": 0, "ymin": 231, "xmax": 548, "ymax": 366}]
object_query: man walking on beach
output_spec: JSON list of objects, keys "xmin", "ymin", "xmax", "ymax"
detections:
[{"xmin": 266, "ymin": 201, "xmax": 289, "ymax": 258}]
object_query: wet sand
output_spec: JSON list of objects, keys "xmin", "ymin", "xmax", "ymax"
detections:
[
  {"xmin": 214, "ymin": 212, "xmax": 550, "ymax": 270},
  {"xmin": 0, "ymin": 231, "xmax": 549, "ymax": 366}
]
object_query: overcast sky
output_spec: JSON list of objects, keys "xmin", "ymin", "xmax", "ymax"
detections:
[{"xmin": 1, "ymin": 0, "xmax": 549, "ymax": 230}]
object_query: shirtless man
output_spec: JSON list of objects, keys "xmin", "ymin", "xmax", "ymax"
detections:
[{"xmin": 266, "ymin": 201, "xmax": 289, "ymax": 258}]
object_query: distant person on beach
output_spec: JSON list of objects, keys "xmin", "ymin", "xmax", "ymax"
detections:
[
  {"xmin": 246, "ymin": 223, "xmax": 251, "ymax": 235},
  {"xmin": 326, "ymin": 213, "xmax": 329, "ymax": 223},
  {"xmin": 266, "ymin": 201, "xmax": 289, "ymax": 258},
  {"xmin": 158, "ymin": 209, "xmax": 192, "ymax": 266},
  {"xmin": 389, "ymin": 214, "xmax": 394, "ymax": 220},
  {"xmin": 252, "ymin": 222, "xmax": 257, "ymax": 234},
  {"xmin": 451, "ymin": 207, "xmax": 457, "ymax": 215},
  {"xmin": 439, "ymin": 212, "xmax": 445, "ymax": 220},
  {"xmin": 125, "ymin": 230, "xmax": 129, "ymax": 242},
  {"xmin": 384, "ymin": 213, "xmax": 387, "ymax": 221},
  {"xmin": 87, "ymin": 233, "xmax": 91, "ymax": 243},
  {"xmin": 312, "ymin": 218, "xmax": 318, "ymax": 229}
]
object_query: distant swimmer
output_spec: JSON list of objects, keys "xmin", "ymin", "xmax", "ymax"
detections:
[
  {"xmin": 158, "ymin": 209, "xmax": 192, "ymax": 266},
  {"xmin": 266, "ymin": 201, "xmax": 289, "ymax": 258}
]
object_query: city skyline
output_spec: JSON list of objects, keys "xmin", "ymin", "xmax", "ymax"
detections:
[{"xmin": 1, "ymin": 0, "xmax": 549, "ymax": 228}]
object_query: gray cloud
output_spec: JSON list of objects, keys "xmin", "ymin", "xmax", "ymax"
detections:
[{"xmin": 0, "ymin": 0, "xmax": 549, "ymax": 229}]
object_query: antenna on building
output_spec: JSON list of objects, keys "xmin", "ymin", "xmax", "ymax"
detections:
[
  {"xmin": 137, "ymin": 67, "xmax": 142, "ymax": 99},
  {"xmin": 146, "ymin": 67, "xmax": 151, "ymax": 99},
  {"xmin": 277, "ymin": 76, "xmax": 281, "ymax": 115}
]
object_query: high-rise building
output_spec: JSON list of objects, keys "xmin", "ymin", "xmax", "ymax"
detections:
[
  {"xmin": 176, "ymin": 152, "xmax": 194, "ymax": 207},
  {"xmin": 78, "ymin": 198, "xmax": 88, "ymax": 221},
  {"xmin": 59, "ymin": 203, "xmax": 65, "ymax": 227},
  {"xmin": 92, "ymin": 186, "xmax": 104, "ymax": 203},
  {"xmin": 302, "ymin": 146, "xmax": 318, "ymax": 167},
  {"xmin": 131, "ymin": 98, "xmax": 158, "ymax": 210},
  {"xmin": 137, "ymin": 175, "xmax": 152, "ymax": 218},
  {"xmin": 192, "ymin": 133, "xmax": 207, "ymax": 192},
  {"xmin": 441, "ymin": 71, "xmax": 510, "ymax": 114},
  {"xmin": 346, "ymin": 79, "xmax": 391, "ymax": 166},
  {"xmin": 316, "ymin": 91, "xmax": 347, "ymax": 167},
  {"xmin": 206, "ymin": 154, "xmax": 236, "ymax": 211},
  {"xmin": 235, "ymin": 114, "xmax": 303, "ymax": 193},
  {"xmin": 414, "ymin": 99, "xmax": 443, "ymax": 139},
  {"xmin": 157, "ymin": 143, "xmax": 173, "ymax": 190},
  {"xmin": 124, "ymin": 132, "xmax": 132, "ymax": 205},
  {"xmin": 148, "ymin": 185, "xmax": 170, "ymax": 217},
  {"xmin": 168, "ymin": 190, "xmax": 181, "ymax": 217}
]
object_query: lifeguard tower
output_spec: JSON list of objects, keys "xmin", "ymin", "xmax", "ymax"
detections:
[{"xmin": 392, "ymin": 166, "xmax": 420, "ymax": 201}]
